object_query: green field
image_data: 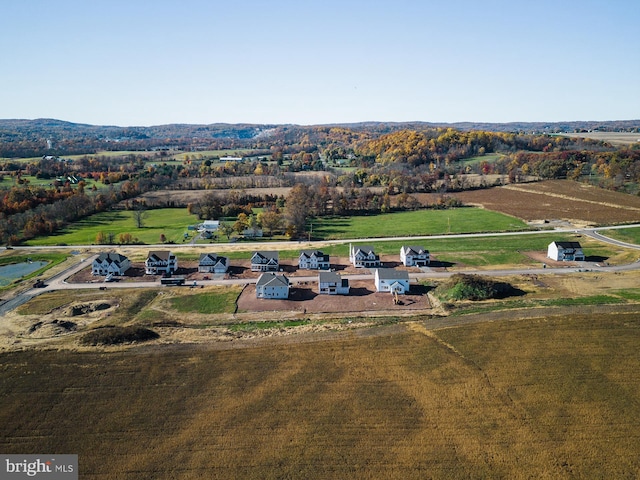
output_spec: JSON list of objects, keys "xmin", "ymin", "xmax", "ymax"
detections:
[
  {"xmin": 169, "ymin": 288, "xmax": 241, "ymax": 314},
  {"xmin": 24, "ymin": 208, "xmax": 200, "ymax": 246},
  {"xmin": 604, "ymin": 226, "xmax": 640, "ymax": 245},
  {"xmin": 1, "ymin": 311, "xmax": 639, "ymax": 478},
  {"xmin": 313, "ymin": 208, "xmax": 529, "ymax": 240}
]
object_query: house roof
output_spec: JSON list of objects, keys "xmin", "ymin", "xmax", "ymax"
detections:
[
  {"xmin": 199, "ymin": 253, "xmax": 227, "ymax": 265},
  {"xmin": 300, "ymin": 249, "xmax": 328, "ymax": 260},
  {"xmin": 252, "ymin": 251, "xmax": 279, "ymax": 261},
  {"xmin": 401, "ymin": 246, "xmax": 429, "ymax": 255},
  {"xmin": 95, "ymin": 253, "xmax": 128, "ymax": 263},
  {"xmin": 147, "ymin": 250, "xmax": 174, "ymax": 261},
  {"xmin": 552, "ymin": 241, "xmax": 582, "ymax": 249},
  {"xmin": 256, "ymin": 273, "xmax": 289, "ymax": 287},
  {"xmin": 318, "ymin": 271, "xmax": 341, "ymax": 283},
  {"xmin": 352, "ymin": 245, "xmax": 376, "ymax": 255},
  {"xmin": 375, "ymin": 268, "xmax": 409, "ymax": 281}
]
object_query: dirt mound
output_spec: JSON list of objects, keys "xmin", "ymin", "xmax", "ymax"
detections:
[
  {"xmin": 66, "ymin": 302, "xmax": 112, "ymax": 317},
  {"xmin": 27, "ymin": 319, "xmax": 77, "ymax": 338}
]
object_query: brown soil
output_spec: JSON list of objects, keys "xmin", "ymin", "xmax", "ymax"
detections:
[
  {"xmin": 237, "ymin": 280, "xmax": 432, "ymax": 314},
  {"xmin": 451, "ymin": 180, "xmax": 640, "ymax": 225}
]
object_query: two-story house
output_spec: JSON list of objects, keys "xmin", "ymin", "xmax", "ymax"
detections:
[
  {"xmin": 92, "ymin": 253, "xmax": 130, "ymax": 276},
  {"xmin": 255, "ymin": 273, "xmax": 290, "ymax": 299},
  {"xmin": 547, "ymin": 241, "xmax": 585, "ymax": 262},
  {"xmin": 318, "ymin": 271, "xmax": 350, "ymax": 295},
  {"xmin": 400, "ymin": 246, "xmax": 430, "ymax": 267},
  {"xmin": 298, "ymin": 250, "xmax": 330, "ymax": 270},
  {"xmin": 349, "ymin": 244, "xmax": 380, "ymax": 268},
  {"xmin": 145, "ymin": 250, "xmax": 178, "ymax": 275},
  {"xmin": 251, "ymin": 251, "xmax": 279, "ymax": 272},
  {"xmin": 198, "ymin": 253, "xmax": 228, "ymax": 274},
  {"xmin": 374, "ymin": 268, "xmax": 410, "ymax": 294}
]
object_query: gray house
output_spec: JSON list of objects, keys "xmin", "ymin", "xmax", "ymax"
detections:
[
  {"xmin": 349, "ymin": 244, "xmax": 380, "ymax": 268},
  {"xmin": 256, "ymin": 273, "xmax": 290, "ymax": 299},
  {"xmin": 318, "ymin": 271, "xmax": 350, "ymax": 295},
  {"xmin": 251, "ymin": 251, "xmax": 279, "ymax": 272},
  {"xmin": 198, "ymin": 253, "xmax": 228, "ymax": 274}
]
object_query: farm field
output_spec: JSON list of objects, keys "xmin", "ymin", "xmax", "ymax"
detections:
[
  {"xmin": 24, "ymin": 208, "xmax": 201, "ymax": 246},
  {"xmin": 556, "ymin": 131, "xmax": 640, "ymax": 146},
  {"xmin": 312, "ymin": 208, "xmax": 529, "ymax": 240},
  {"xmin": 452, "ymin": 180, "xmax": 640, "ymax": 225},
  {"xmin": 1, "ymin": 310, "xmax": 639, "ymax": 478}
]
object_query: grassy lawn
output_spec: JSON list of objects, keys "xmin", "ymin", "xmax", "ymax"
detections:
[
  {"xmin": 24, "ymin": 208, "xmax": 200, "ymax": 246},
  {"xmin": 168, "ymin": 287, "xmax": 241, "ymax": 314},
  {"xmin": 312, "ymin": 208, "xmax": 529, "ymax": 241},
  {"xmin": 603, "ymin": 226, "xmax": 640, "ymax": 245}
]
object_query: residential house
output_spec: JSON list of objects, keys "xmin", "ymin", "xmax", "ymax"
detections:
[
  {"xmin": 298, "ymin": 250, "xmax": 330, "ymax": 270},
  {"xmin": 400, "ymin": 246, "xmax": 430, "ymax": 267},
  {"xmin": 251, "ymin": 251, "xmax": 279, "ymax": 272},
  {"xmin": 547, "ymin": 241, "xmax": 585, "ymax": 262},
  {"xmin": 374, "ymin": 268, "xmax": 410, "ymax": 294},
  {"xmin": 145, "ymin": 250, "xmax": 178, "ymax": 275},
  {"xmin": 255, "ymin": 273, "xmax": 290, "ymax": 299},
  {"xmin": 198, "ymin": 220, "xmax": 219, "ymax": 238},
  {"xmin": 318, "ymin": 271, "xmax": 350, "ymax": 295},
  {"xmin": 349, "ymin": 244, "xmax": 380, "ymax": 268},
  {"xmin": 198, "ymin": 253, "xmax": 228, "ymax": 274},
  {"xmin": 92, "ymin": 253, "xmax": 130, "ymax": 276}
]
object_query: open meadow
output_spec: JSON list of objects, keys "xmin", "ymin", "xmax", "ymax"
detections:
[
  {"xmin": 1, "ymin": 309, "xmax": 639, "ymax": 479},
  {"xmin": 24, "ymin": 208, "xmax": 201, "ymax": 246}
]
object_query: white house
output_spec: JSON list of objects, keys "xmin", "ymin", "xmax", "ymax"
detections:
[
  {"xmin": 318, "ymin": 271, "xmax": 350, "ymax": 295},
  {"xmin": 547, "ymin": 241, "xmax": 585, "ymax": 262},
  {"xmin": 145, "ymin": 250, "xmax": 178, "ymax": 275},
  {"xmin": 400, "ymin": 246, "xmax": 430, "ymax": 267},
  {"xmin": 251, "ymin": 251, "xmax": 279, "ymax": 272},
  {"xmin": 198, "ymin": 253, "xmax": 228, "ymax": 274},
  {"xmin": 256, "ymin": 273, "xmax": 290, "ymax": 299},
  {"xmin": 374, "ymin": 268, "xmax": 410, "ymax": 294},
  {"xmin": 349, "ymin": 244, "xmax": 380, "ymax": 268},
  {"xmin": 198, "ymin": 220, "xmax": 219, "ymax": 234},
  {"xmin": 92, "ymin": 253, "xmax": 130, "ymax": 276},
  {"xmin": 298, "ymin": 250, "xmax": 330, "ymax": 270}
]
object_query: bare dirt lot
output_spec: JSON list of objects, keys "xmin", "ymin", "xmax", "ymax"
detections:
[{"xmin": 237, "ymin": 280, "xmax": 432, "ymax": 314}]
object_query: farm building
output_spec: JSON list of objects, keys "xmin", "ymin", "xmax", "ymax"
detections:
[
  {"xmin": 349, "ymin": 244, "xmax": 381, "ymax": 268},
  {"xmin": 198, "ymin": 220, "xmax": 219, "ymax": 238},
  {"xmin": 198, "ymin": 253, "xmax": 228, "ymax": 274},
  {"xmin": 547, "ymin": 241, "xmax": 585, "ymax": 262},
  {"xmin": 318, "ymin": 271, "xmax": 350, "ymax": 295},
  {"xmin": 251, "ymin": 251, "xmax": 279, "ymax": 272},
  {"xmin": 298, "ymin": 250, "xmax": 330, "ymax": 270},
  {"xmin": 92, "ymin": 253, "xmax": 130, "ymax": 276},
  {"xmin": 255, "ymin": 273, "xmax": 290, "ymax": 299},
  {"xmin": 374, "ymin": 268, "xmax": 410, "ymax": 294},
  {"xmin": 400, "ymin": 246, "xmax": 430, "ymax": 267},
  {"xmin": 145, "ymin": 251, "xmax": 178, "ymax": 275}
]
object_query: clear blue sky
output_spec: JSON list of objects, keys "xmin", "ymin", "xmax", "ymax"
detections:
[{"xmin": 1, "ymin": 0, "xmax": 638, "ymax": 126}]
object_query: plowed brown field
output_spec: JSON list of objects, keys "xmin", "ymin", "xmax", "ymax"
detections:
[{"xmin": 452, "ymin": 180, "xmax": 640, "ymax": 225}]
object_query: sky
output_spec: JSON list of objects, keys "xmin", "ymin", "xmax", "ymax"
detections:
[{"xmin": 1, "ymin": 0, "xmax": 639, "ymax": 126}]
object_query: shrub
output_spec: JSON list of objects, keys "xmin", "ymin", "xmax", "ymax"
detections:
[
  {"xmin": 435, "ymin": 274, "xmax": 515, "ymax": 301},
  {"xmin": 80, "ymin": 326, "xmax": 159, "ymax": 346}
]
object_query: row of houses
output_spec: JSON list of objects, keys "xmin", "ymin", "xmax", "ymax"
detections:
[
  {"xmin": 92, "ymin": 251, "xmax": 226, "ymax": 276},
  {"xmin": 255, "ymin": 267, "xmax": 411, "ymax": 299}
]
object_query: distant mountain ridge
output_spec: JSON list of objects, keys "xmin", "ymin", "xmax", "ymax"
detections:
[{"xmin": 1, "ymin": 118, "xmax": 638, "ymax": 158}]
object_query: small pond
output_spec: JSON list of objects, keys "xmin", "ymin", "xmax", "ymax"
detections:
[{"xmin": 0, "ymin": 261, "xmax": 49, "ymax": 286}]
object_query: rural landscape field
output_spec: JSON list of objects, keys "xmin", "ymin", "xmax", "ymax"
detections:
[{"xmin": 1, "ymin": 118, "xmax": 640, "ymax": 478}]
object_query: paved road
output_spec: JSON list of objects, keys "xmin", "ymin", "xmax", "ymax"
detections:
[{"xmin": 2, "ymin": 225, "xmax": 639, "ymax": 317}]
